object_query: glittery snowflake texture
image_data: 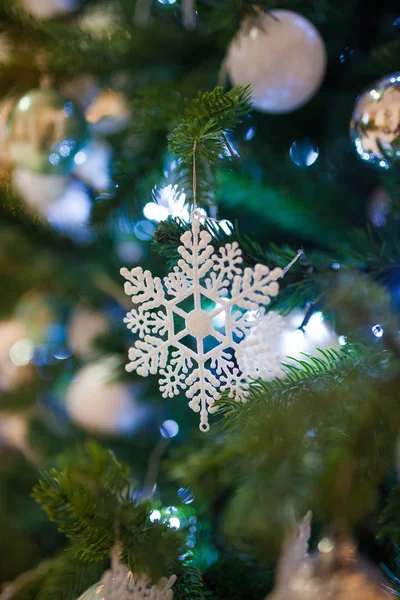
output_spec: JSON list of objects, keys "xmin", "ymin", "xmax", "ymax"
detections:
[
  {"xmin": 120, "ymin": 215, "xmax": 285, "ymax": 431},
  {"xmin": 100, "ymin": 551, "xmax": 176, "ymax": 600}
]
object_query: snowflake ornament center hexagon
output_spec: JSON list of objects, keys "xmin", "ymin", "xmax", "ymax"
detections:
[
  {"xmin": 185, "ymin": 309, "xmax": 212, "ymax": 338},
  {"xmin": 121, "ymin": 216, "xmax": 285, "ymax": 431}
]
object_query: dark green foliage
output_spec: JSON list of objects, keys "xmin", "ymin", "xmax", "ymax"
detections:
[
  {"xmin": 203, "ymin": 555, "xmax": 274, "ymax": 600},
  {"xmin": 182, "ymin": 86, "xmax": 253, "ymax": 132},
  {"xmin": 32, "ymin": 442, "xmax": 183, "ymax": 580},
  {"xmin": 36, "ymin": 553, "xmax": 106, "ymax": 600},
  {"xmin": 379, "ymin": 487, "xmax": 400, "ymax": 544},
  {"xmin": 0, "ymin": 449, "xmax": 61, "ymax": 584},
  {"xmin": 173, "ymin": 561, "xmax": 206, "ymax": 600}
]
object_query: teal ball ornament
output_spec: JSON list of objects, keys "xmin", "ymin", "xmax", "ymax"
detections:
[{"xmin": 7, "ymin": 89, "xmax": 88, "ymax": 175}]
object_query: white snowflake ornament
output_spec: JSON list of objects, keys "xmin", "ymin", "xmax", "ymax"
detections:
[
  {"xmin": 78, "ymin": 548, "xmax": 176, "ymax": 600},
  {"xmin": 121, "ymin": 215, "xmax": 285, "ymax": 431}
]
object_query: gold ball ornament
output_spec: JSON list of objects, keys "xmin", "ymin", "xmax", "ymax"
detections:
[
  {"xmin": 226, "ymin": 10, "xmax": 326, "ymax": 114},
  {"xmin": 267, "ymin": 514, "xmax": 389, "ymax": 600},
  {"xmin": 284, "ymin": 540, "xmax": 389, "ymax": 600},
  {"xmin": 351, "ymin": 72, "xmax": 400, "ymax": 169},
  {"xmin": 7, "ymin": 89, "xmax": 88, "ymax": 175}
]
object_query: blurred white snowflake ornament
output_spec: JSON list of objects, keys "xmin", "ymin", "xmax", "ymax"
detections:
[
  {"xmin": 78, "ymin": 547, "xmax": 176, "ymax": 600},
  {"xmin": 121, "ymin": 214, "xmax": 284, "ymax": 431}
]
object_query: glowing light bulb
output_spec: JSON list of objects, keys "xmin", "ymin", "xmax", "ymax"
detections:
[
  {"xmin": 150, "ymin": 510, "xmax": 161, "ymax": 522},
  {"xmin": 372, "ymin": 324, "xmax": 383, "ymax": 338},
  {"xmin": 290, "ymin": 139, "xmax": 319, "ymax": 167},
  {"xmin": 281, "ymin": 329, "xmax": 307, "ymax": 357},
  {"xmin": 219, "ymin": 219, "xmax": 233, "ymax": 235},
  {"xmin": 169, "ymin": 517, "xmax": 180, "ymax": 529},
  {"xmin": 74, "ymin": 150, "xmax": 88, "ymax": 166},
  {"xmin": 160, "ymin": 419, "xmax": 179, "ymax": 438},
  {"xmin": 143, "ymin": 202, "xmax": 169, "ymax": 222},
  {"xmin": 18, "ymin": 96, "xmax": 31, "ymax": 111},
  {"xmin": 147, "ymin": 184, "xmax": 189, "ymax": 222},
  {"xmin": 318, "ymin": 537, "xmax": 334, "ymax": 554},
  {"xmin": 9, "ymin": 339, "xmax": 34, "ymax": 366}
]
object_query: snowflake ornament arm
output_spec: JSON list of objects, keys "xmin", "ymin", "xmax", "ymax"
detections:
[
  {"xmin": 100, "ymin": 548, "xmax": 176, "ymax": 600},
  {"xmin": 121, "ymin": 215, "xmax": 288, "ymax": 432}
]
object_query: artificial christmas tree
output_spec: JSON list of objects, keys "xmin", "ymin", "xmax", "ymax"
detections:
[{"xmin": 1, "ymin": 1, "xmax": 400, "ymax": 599}]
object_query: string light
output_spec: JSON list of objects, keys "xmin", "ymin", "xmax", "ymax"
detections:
[
  {"xmin": 318, "ymin": 537, "xmax": 334, "ymax": 554},
  {"xmin": 144, "ymin": 184, "xmax": 189, "ymax": 222},
  {"xmin": 372, "ymin": 324, "xmax": 383, "ymax": 338},
  {"xmin": 134, "ymin": 220, "xmax": 155, "ymax": 241},
  {"xmin": 160, "ymin": 419, "xmax": 179, "ymax": 438},
  {"xmin": 150, "ymin": 510, "xmax": 161, "ymax": 522},
  {"xmin": 169, "ymin": 517, "xmax": 180, "ymax": 529},
  {"xmin": 290, "ymin": 139, "xmax": 319, "ymax": 167},
  {"xmin": 9, "ymin": 339, "xmax": 34, "ymax": 366}
]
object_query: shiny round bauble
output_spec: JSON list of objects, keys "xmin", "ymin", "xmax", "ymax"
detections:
[
  {"xmin": 66, "ymin": 358, "xmax": 147, "ymax": 435},
  {"xmin": 77, "ymin": 573, "xmax": 176, "ymax": 600},
  {"xmin": 351, "ymin": 72, "xmax": 400, "ymax": 169},
  {"xmin": 226, "ymin": 10, "xmax": 326, "ymax": 114},
  {"xmin": 77, "ymin": 582, "xmax": 105, "ymax": 600},
  {"xmin": 290, "ymin": 139, "xmax": 319, "ymax": 167},
  {"xmin": 68, "ymin": 307, "xmax": 110, "ymax": 359},
  {"xmin": 273, "ymin": 538, "xmax": 389, "ymax": 600},
  {"xmin": 7, "ymin": 89, "xmax": 88, "ymax": 175}
]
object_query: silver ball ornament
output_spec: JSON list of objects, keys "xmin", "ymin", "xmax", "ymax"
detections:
[
  {"xmin": 226, "ymin": 10, "xmax": 327, "ymax": 114},
  {"xmin": 7, "ymin": 89, "xmax": 88, "ymax": 175},
  {"xmin": 267, "ymin": 514, "xmax": 389, "ymax": 600},
  {"xmin": 66, "ymin": 358, "xmax": 148, "ymax": 435},
  {"xmin": 351, "ymin": 72, "xmax": 400, "ymax": 169}
]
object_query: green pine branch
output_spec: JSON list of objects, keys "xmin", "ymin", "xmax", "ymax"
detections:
[
  {"xmin": 168, "ymin": 86, "xmax": 252, "ymax": 206},
  {"xmin": 217, "ymin": 346, "xmax": 361, "ymax": 431},
  {"xmin": 32, "ymin": 441, "xmax": 183, "ymax": 580}
]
